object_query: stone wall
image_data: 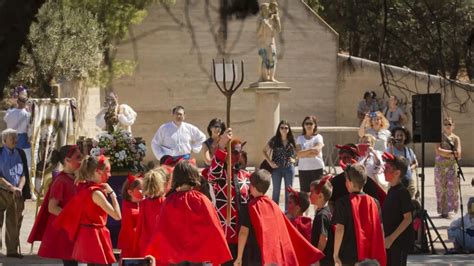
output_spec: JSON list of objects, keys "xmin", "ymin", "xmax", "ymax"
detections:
[
  {"xmin": 113, "ymin": 0, "xmax": 339, "ymax": 166},
  {"xmin": 337, "ymin": 54, "xmax": 474, "ymax": 166}
]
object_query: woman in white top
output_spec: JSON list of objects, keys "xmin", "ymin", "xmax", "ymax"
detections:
[
  {"xmin": 295, "ymin": 116, "xmax": 324, "ymax": 192},
  {"xmin": 358, "ymin": 111, "xmax": 391, "ymax": 152}
]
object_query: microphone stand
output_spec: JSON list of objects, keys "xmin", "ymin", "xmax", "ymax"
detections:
[{"xmin": 446, "ymin": 139, "xmax": 467, "ymax": 253}]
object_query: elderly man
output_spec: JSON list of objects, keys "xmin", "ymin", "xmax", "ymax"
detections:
[
  {"xmin": 151, "ymin": 106, "xmax": 206, "ymax": 161},
  {"xmin": 0, "ymin": 129, "xmax": 31, "ymax": 258}
]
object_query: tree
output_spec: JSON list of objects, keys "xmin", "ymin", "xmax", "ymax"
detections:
[
  {"xmin": 307, "ymin": 0, "xmax": 474, "ymax": 81},
  {"xmin": 0, "ymin": 0, "xmax": 45, "ymax": 100},
  {"xmin": 8, "ymin": 0, "xmax": 104, "ymax": 97}
]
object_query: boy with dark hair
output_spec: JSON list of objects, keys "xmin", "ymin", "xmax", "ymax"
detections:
[
  {"xmin": 287, "ymin": 188, "xmax": 312, "ymax": 241},
  {"xmin": 382, "ymin": 153, "xmax": 413, "ymax": 266},
  {"xmin": 310, "ymin": 176, "xmax": 334, "ymax": 266},
  {"xmin": 234, "ymin": 169, "xmax": 323, "ymax": 265},
  {"xmin": 333, "ymin": 164, "xmax": 386, "ymax": 266}
]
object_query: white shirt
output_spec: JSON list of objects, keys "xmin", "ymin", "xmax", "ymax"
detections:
[
  {"xmin": 366, "ymin": 128, "xmax": 391, "ymax": 152},
  {"xmin": 296, "ymin": 134, "xmax": 324, "ymax": 171},
  {"xmin": 359, "ymin": 150, "xmax": 388, "ymax": 190},
  {"xmin": 151, "ymin": 121, "xmax": 206, "ymax": 160},
  {"xmin": 3, "ymin": 108, "xmax": 31, "ymax": 135}
]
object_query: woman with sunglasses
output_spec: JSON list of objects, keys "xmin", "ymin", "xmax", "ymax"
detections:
[
  {"xmin": 202, "ymin": 118, "xmax": 226, "ymax": 166},
  {"xmin": 296, "ymin": 116, "xmax": 324, "ymax": 193},
  {"xmin": 263, "ymin": 120, "xmax": 296, "ymax": 210},
  {"xmin": 435, "ymin": 117, "xmax": 462, "ymax": 218}
]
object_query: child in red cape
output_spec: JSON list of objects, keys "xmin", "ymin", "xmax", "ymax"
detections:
[
  {"xmin": 28, "ymin": 145, "xmax": 82, "ymax": 266},
  {"xmin": 118, "ymin": 173, "xmax": 144, "ymax": 258},
  {"xmin": 54, "ymin": 155, "xmax": 122, "ymax": 265},
  {"xmin": 333, "ymin": 163, "xmax": 386, "ymax": 266},
  {"xmin": 234, "ymin": 169, "xmax": 324, "ymax": 266},
  {"xmin": 146, "ymin": 161, "xmax": 232, "ymax": 265},
  {"xmin": 287, "ymin": 187, "xmax": 312, "ymax": 241},
  {"xmin": 135, "ymin": 167, "xmax": 169, "ymax": 256}
]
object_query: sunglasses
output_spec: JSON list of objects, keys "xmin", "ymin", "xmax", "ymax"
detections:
[
  {"xmin": 444, "ymin": 123, "xmax": 452, "ymax": 126},
  {"xmin": 280, "ymin": 126, "xmax": 289, "ymax": 130},
  {"xmin": 304, "ymin": 122, "xmax": 314, "ymax": 126}
]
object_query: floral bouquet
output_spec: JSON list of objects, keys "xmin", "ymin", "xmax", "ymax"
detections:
[{"xmin": 89, "ymin": 129, "xmax": 147, "ymax": 172}]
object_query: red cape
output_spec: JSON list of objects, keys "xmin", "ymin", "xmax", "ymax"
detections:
[
  {"xmin": 118, "ymin": 200, "xmax": 140, "ymax": 257},
  {"xmin": 290, "ymin": 216, "xmax": 313, "ymax": 242},
  {"xmin": 53, "ymin": 183, "xmax": 102, "ymax": 241},
  {"xmin": 27, "ymin": 185, "xmax": 52, "ymax": 243},
  {"xmin": 249, "ymin": 196, "xmax": 324, "ymax": 266},
  {"xmin": 145, "ymin": 190, "xmax": 231, "ymax": 265},
  {"xmin": 350, "ymin": 193, "xmax": 386, "ymax": 266},
  {"xmin": 135, "ymin": 197, "xmax": 165, "ymax": 256}
]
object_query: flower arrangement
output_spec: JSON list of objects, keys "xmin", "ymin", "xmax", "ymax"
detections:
[{"xmin": 89, "ymin": 129, "xmax": 147, "ymax": 172}]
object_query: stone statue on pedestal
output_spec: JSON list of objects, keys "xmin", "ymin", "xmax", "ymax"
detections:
[{"xmin": 257, "ymin": 0, "xmax": 281, "ymax": 82}]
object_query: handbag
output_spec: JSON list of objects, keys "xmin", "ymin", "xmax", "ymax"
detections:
[{"xmin": 259, "ymin": 159, "xmax": 274, "ymax": 174}]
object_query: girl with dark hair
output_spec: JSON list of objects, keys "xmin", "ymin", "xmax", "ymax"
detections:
[
  {"xmin": 146, "ymin": 161, "xmax": 232, "ymax": 265},
  {"xmin": 118, "ymin": 174, "xmax": 144, "ymax": 258},
  {"xmin": 263, "ymin": 120, "xmax": 296, "ymax": 210},
  {"xmin": 296, "ymin": 116, "xmax": 325, "ymax": 192},
  {"xmin": 28, "ymin": 145, "xmax": 83, "ymax": 266},
  {"xmin": 387, "ymin": 127, "xmax": 418, "ymax": 198},
  {"xmin": 202, "ymin": 118, "xmax": 226, "ymax": 165},
  {"xmin": 54, "ymin": 155, "xmax": 121, "ymax": 266}
]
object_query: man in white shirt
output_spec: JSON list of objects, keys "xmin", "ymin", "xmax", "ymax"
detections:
[{"xmin": 151, "ymin": 106, "xmax": 206, "ymax": 161}]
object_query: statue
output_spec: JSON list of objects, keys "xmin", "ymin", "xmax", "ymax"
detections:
[
  {"xmin": 257, "ymin": 0, "xmax": 281, "ymax": 82},
  {"xmin": 96, "ymin": 92, "xmax": 137, "ymax": 133}
]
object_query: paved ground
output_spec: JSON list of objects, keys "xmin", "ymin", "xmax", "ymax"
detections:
[{"xmin": 0, "ymin": 167, "xmax": 472, "ymax": 265}]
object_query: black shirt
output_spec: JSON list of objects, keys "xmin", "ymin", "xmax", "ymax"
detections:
[
  {"xmin": 330, "ymin": 173, "xmax": 380, "ymax": 203},
  {"xmin": 240, "ymin": 204, "xmax": 262, "ymax": 264},
  {"xmin": 332, "ymin": 193, "xmax": 360, "ymax": 264},
  {"xmin": 311, "ymin": 206, "xmax": 334, "ymax": 266},
  {"xmin": 268, "ymin": 138, "xmax": 296, "ymax": 168},
  {"xmin": 382, "ymin": 183, "xmax": 414, "ymax": 252}
]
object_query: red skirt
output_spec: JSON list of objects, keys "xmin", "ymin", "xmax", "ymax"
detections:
[
  {"xmin": 72, "ymin": 225, "xmax": 116, "ymax": 264},
  {"xmin": 38, "ymin": 216, "xmax": 74, "ymax": 260}
]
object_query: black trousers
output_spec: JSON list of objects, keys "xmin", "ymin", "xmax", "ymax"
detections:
[
  {"xmin": 63, "ymin": 260, "xmax": 78, "ymax": 266},
  {"xmin": 386, "ymin": 246, "xmax": 408, "ymax": 266},
  {"xmin": 298, "ymin": 169, "xmax": 323, "ymax": 192}
]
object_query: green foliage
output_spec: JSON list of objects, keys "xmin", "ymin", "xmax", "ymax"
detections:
[
  {"xmin": 10, "ymin": 0, "xmax": 104, "ymax": 96},
  {"xmin": 309, "ymin": 0, "xmax": 474, "ymax": 80}
]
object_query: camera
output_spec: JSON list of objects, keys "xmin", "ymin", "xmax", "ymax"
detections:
[{"xmin": 369, "ymin": 112, "xmax": 377, "ymax": 119}]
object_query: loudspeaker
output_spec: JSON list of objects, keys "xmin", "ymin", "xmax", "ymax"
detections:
[{"xmin": 412, "ymin": 93, "xmax": 442, "ymax": 143}]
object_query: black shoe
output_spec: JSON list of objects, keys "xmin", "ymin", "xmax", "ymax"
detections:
[{"xmin": 6, "ymin": 253, "xmax": 23, "ymax": 259}]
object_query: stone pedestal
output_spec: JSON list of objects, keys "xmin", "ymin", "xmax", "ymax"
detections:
[{"xmin": 244, "ymin": 82, "xmax": 291, "ymax": 165}]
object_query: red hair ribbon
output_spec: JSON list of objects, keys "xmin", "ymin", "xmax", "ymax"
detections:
[
  {"xmin": 287, "ymin": 186, "xmax": 300, "ymax": 206},
  {"xmin": 382, "ymin": 152, "xmax": 395, "ymax": 162},
  {"xmin": 163, "ymin": 156, "xmax": 184, "ymax": 167},
  {"xmin": 338, "ymin": 159, "xmax": 358, "ymax": 170},
  {"xmin": 65, "ymin": 145, "xmax": 78, "ymax": 158},
  {"xmin": 335, "ymin": 144, "xmax": 359, "ymax": 157},
  {"xmin": 315, "ymin": 175, "xmax": 333, "ymax": 194},
  {"xmin": 127, "ymin": 173, "xmax": 140, "ymax": 187},
  {"xmin": 98, "ymin": 155, "xmax": 107, "ymax": 168}
]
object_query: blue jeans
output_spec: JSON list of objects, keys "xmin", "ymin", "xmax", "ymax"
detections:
[{"xmin": 271, "ymin": 165, "xmax": 295, "ymax": 210}]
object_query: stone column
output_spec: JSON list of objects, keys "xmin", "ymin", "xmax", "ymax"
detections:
[{"xmin": 244, "ymin": 82, "xmax": 291, "ymax": 165}]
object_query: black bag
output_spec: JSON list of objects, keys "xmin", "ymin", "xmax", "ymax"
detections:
[{"xmin": 259, "ymin": 159, "xmax": 273, "ymax": 174}]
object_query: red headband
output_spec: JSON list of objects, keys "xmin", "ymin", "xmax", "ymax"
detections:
[
  {"xmin": 163, "ymin": 156, "xmax": 184, "ymax": 167},
  {"xmin": 127, "ymin": 173, "xmax": 142, "ymax": 187},
  {"xmin": 65, "ymin": 145, "xmax": 78, "ymax": 158},
  {"xmin": 382, "ymin": 152, "xmax": 395, "ymax": 162},
  {"xmin": 339, "ymin": 159, "xmax": 358, "ymax": 170},
  {"xmin": 98, "ymin": 155, "xmax": 107, "ymax": 168},
  {"xmin": 335, "ymin": 144, "xmax": 359, "ymax": 157},
  {"xmin": 287, "ymin": 186, "xmax": 300, "ymax": 206},
  {"xmin": 315, "ymin": 175, "xmax": 333, "ymax": 194}
]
